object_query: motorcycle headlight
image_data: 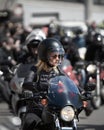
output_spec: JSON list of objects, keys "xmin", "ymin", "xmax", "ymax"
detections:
[
  {"xmin": 86, "ymin": 64, "xmax": 96, "ymax": 73},
  {"xmin": 60, "ymin": 106, "xmax": 75, "ymax": 122}
]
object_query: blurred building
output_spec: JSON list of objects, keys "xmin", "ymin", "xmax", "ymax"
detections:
[{"xmin": 0, "ymin": 0, "xmax": 104, "ymax": 27}]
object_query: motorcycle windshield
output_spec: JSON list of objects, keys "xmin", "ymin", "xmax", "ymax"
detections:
[{"xmin": 48, "ymin": 75, "xmax": 83, "ymax": 109}]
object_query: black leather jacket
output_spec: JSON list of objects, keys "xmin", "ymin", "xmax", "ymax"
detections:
[
  {"xmin": 23, "ymin": 65, "xmax": 64, "ymax": 92},
  {"xmin": 85, "ymin": 44, "xmax": 104, "ymax": 62},
  {"xmin": 22, "ymin": 65, "xmax": 64, "ymax": 113}
]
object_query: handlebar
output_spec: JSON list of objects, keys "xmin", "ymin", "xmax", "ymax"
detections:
[{"xmin": 22, "ymin": 90, "xmax": 47, "ymax": 101}]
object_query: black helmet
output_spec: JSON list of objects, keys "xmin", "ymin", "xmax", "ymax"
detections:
[
  {"xmin": 48, "ymin": 26, "xmax": 57, "ymax": 36},
  {"xmin": 93, "ymin": 33, "xmax": 103, "ymax": 46},
  {"xmin": 26, "ymin": 29, "xmax": 46, "ymax": 50},
  {"xmin": 61, "ymin": 36, "xmax": 72, "ymax": 51},
  {"xmin": 38, "ymin": 38, "xmax": 65, "ymax": 62}
]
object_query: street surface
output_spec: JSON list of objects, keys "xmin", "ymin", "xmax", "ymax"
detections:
[
  {"xmin": 78, "ymin": 106, "xmax": 104, "ymax": 130},
  {"xmin": 0, "ymin": 101, "xmax": 104, "ymax": 130},
  {"xmin": 0, "ymin": 101, "xmax": 20, "ymax": 130}
]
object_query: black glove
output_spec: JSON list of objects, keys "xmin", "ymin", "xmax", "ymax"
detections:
[{"xmin": 23, "ymin": 82, "xmax": 38, "ymax": 92}]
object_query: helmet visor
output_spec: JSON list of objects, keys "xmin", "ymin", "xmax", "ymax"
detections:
[{"xmin": 28, "ymin": 40, "xmax": 40, "ymax": 48}]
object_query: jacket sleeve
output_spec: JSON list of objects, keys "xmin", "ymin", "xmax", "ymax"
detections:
[{"xmin": 22, "ymin": 66, "xmax": 37, "ymax": 88}]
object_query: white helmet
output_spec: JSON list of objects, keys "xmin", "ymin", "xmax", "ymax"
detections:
[{"xmin": 26, "ymin": 28, "xmax": 46, "ymax": 50}]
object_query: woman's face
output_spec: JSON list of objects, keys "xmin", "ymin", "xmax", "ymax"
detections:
[{"xmin": 48, "ymin": 52, "xmax": 64, "ymax": 67}]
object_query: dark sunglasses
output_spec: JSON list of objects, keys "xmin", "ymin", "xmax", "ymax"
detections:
[{"xmin": 50, "ymin": 54, "xmax": 64, "ymax": 59}]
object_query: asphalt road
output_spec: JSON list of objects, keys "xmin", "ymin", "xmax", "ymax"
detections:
[
  {"xmin": 0, "ymin": 101, "xmax": 20, "ymax": 130},
  {"xmin": 0, "ymin": 101, "xmax": 104, "ymax": 130},
  {"xmin": 78, "ymin": 105, "xmax": 104, "ymax": 130}
]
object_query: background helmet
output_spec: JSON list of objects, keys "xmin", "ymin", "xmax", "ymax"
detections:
[
  {"xmin": 26, "ymin": 28, "xmax": 46, "ymax": 50},
  {"xmin": 48, "ymin": 26, "xmax": 58, "ymax": 37},
  {"xmin": 60, "ymin": 35, "xmax": 72, "ymax": 51},
  {"xmin": 47, "ymin": 20, "xmax": 59, "ymax": 37},
  {"xmin": 93, "ymin": 32, "xmax": 103, "ymax": 46},
  {"xmin": 38, "ymin": 38, "xmax": 65, "ymax": 62}
]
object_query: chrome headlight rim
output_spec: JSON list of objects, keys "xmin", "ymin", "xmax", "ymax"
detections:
[
  {"xmin": 60, "ymin": 106, "xmax": 75, "ymax": 122},
  {"xmin": 86, "ymin": 64, "xmax": 96, "ymax": 73}
]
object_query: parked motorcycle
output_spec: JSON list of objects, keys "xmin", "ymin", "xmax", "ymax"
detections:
[
  {"xmin": 10, "ymin": 59, "xmax": 95, "ymax": 120},
  {"xmin": 100, "ymin": 62, "xmax": 104, "ymax": 103},
  {"xmin": 22, "ymin": 75, "xmax": 94, "ymax": 130}
]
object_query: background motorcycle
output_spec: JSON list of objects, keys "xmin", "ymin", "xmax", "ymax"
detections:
[
  {"xmin": 0, "ymin": 66, "xmax": 14, "ymax": 104},
  {"xmin": 10, "ymin": 63, "xmax": 33, "ymax": 116},
  {"xmin": 86, "ymin": 61, "xmax": 104, "ymax": 109}
]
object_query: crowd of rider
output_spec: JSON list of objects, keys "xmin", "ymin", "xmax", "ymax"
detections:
[
  {"xmin": 0, "ymin": 20, "xmax": 104, "ymax": 67},
  {"xmin": 0, "ymin": 12, "xmax": 104, "ymax": 126}
]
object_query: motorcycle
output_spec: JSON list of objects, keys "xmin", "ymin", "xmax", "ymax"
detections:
[
  {"xmin": 86, "ymin": 61, "xmax": 104, "ymax": 109},
  {"xmin": 61, "ymin": 59, "xmax": 95, "ymax": 116},
  {"xmin": 10, "ymin": 59, "xmax": 80, "ymax": 117},
  {"xmin": 22, "ymin": 75, "xmax": 95, "ymax": 130},
  {"xmin": 10, "ymin": 63, "xmax": 34, "ymax": 116},
  {"xmin": 10, "ymin": 59, "xmax": 96, "ymax": 119},
  {"xmin": 100, "ymin": 62, "xmax": 104, "ymax": 103},
  {"xmin": 0, "ymin": 65, "xmax": 14, "ymax": 104}
]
